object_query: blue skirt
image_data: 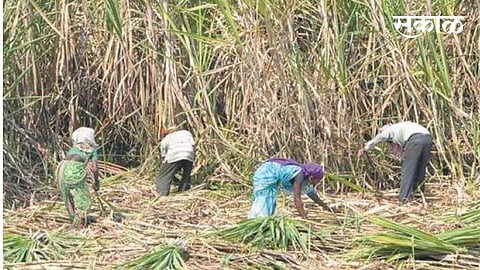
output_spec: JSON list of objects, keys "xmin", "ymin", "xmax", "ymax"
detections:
[{"xmin": 248, "ymin": 162, "xmax": 302, "ymax": 218}]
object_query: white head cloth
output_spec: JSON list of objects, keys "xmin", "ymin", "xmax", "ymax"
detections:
[{"xmin": 72, "ymin": 127, "xmax": 97, "ymax": 147}]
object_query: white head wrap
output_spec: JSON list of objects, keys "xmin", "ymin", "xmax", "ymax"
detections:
[{"xmin": 71, "ymin": 127, "xmax": 97, "ymax": 147}]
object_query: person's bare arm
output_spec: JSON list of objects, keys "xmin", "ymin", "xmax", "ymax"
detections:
[
  {"xmin": 364, "ymin": 129, "xmax": 391, "ymax": 151},
  {"xmin": 307, "ymin": 192, "xmax": 333, "ymax": 211},
  {"xmin": 293, "ymin": 175, "xmax": 307, "ymax": 219},
  {"xmin": 358, "ymin": 129, "xmax": 390, "ymax": 158},
  {"xmin": 92, "ymin": 159, "xmax": 100, "ymax": 191}
]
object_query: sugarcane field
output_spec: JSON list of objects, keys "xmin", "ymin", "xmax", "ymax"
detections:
[{"xmin": 2, "ymin": 0, "xmax": 480, "ymax": 269}]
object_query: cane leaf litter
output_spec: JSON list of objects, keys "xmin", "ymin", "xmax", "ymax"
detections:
[{"xmin": 3, "ymin": 168, "xmax": 480, "ymax": 269}]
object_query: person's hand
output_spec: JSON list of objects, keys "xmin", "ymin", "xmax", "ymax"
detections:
[
  {"xmin": 93, "ymin": 180, "xmax": 100, "ymax": 192},
  {"xmin": 357, "ymin": 148, "xmax": 366, "ymax": 158}
]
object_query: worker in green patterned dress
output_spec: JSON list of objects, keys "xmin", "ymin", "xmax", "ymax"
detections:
[{"xmin": 56, "ymin": 127, "xmax": 99, "ymax": 225}]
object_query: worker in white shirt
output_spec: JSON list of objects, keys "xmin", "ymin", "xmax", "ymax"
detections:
[
  {"xmin": 156, "ymin": 126, "xmax": 195, "ymax": 196},
  {"xmin": 358, "ymin": 121, "xmax": 432, "ymax": 204}
]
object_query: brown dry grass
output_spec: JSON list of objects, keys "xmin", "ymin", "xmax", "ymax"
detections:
[{"xmin": 3, "ymin": 171, "xmax": 479, "ymax": 269}]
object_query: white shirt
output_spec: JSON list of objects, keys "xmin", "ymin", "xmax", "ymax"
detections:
[
  {"xmin": 364, "ymin": 121, "xmax": 430, "ymax": 150},
  {"xmin": 161, "ymin": 130, "xmax": 195, "ymax": 163}
]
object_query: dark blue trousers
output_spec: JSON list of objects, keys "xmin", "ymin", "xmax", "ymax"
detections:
[{"xmin": 399, "ymin": 133, "xmax": 432, "ymax": 203}]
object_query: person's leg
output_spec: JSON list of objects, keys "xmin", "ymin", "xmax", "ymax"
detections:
[
  {"xmin": 69, "ymin": 180, "xmax": 92, "ymax": 225},
  {"xmin": 247, "ymin": 163, "xmax": 281, "ymax": 217},
  {"xmin": 414, "ymin": 135, "xmax": 432, "ymax": 193},
  {"xmin": 59, "ymin": 162, "xmax": 90, "ymax": 224},
  {"xmin": 156, "ymin": 162, "xmax": 181, "ymax": 196},
  {"xmin": 178, "ymin": 160, "xmax": 193, "ymax": 192},
  {"xmin": 248, "ymin": 190, "xmax": 268, "ymax": 218},
  {"xmin": 63, "ymin": 189, "xmax": 77, "ymax": 222},
  {"xmin": 248, "ymin": 187, "xmax": 279, "ymax": 218},
  {"xmin": 400, "ymin": 137, "xmax": 423, "ymax": 203},
  {"xmin": 172, "ymin": 175, "xmax": 182, "ymax": 186}
]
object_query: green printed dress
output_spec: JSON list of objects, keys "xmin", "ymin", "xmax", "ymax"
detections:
[{"xmin": 56, "ymin": 144, "xmax": 98, "ymax": 221}]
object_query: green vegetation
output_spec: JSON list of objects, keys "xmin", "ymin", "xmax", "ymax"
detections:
[
  {"xmin": 352, "ymin": 216, "xmax": 479, "ymax": 261},
  {"xmin": 119, "ymin": 243, "xmax": 189, "ymax": 270},
  {"xmin": 3, "ymin": 231, "xmax": 85, "ymax": 263},
  {"xmin": 211, "ymin": 215, "xmax": 315, "ymax": 254}
]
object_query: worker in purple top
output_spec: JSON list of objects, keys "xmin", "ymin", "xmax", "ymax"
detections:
[{"xmin": 248, "ymin": 157, "xmax": 334, "ymax": 219}]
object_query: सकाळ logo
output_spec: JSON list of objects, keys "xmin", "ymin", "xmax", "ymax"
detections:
[{"xmin": 392, "ymin": 15, "xmax": 465, "ymax": 38}]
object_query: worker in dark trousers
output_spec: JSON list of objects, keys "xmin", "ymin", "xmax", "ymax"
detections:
[
  {"xmin": 358, "ymin": 121, "xmax": 432, "ymax": 204},
  {"xmin": 156, "ymin": 127, "xmax": 195, "ymax": 196}
]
